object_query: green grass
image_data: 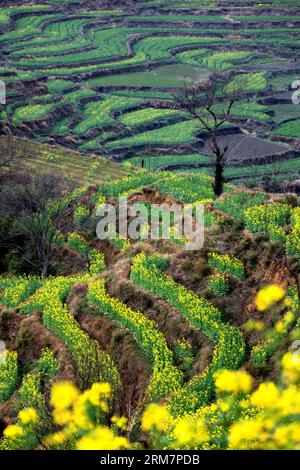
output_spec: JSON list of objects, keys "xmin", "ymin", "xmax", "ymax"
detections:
[
  {"xmin": 118, "ymin": 107, "xmax": 184, "ymax": 127},
  {"xmin": 73, "ymin": 96, "xmax": 143, "ymax": 135},
  {"xmin": 274, "ymin": 120, "xmax": 300, "ymax": 138},
  {"xmin": 225, "ymin": 72, "xmax": 268, "ymax": 94},
  {"xmin": 0, "ymin": 5, "xmax": 52, "ymax": 25},
  {"xmin": 105, "ymin": 119, "xmax": 201, "ymax": 149},
  {"xmin": 85, "ymin": 64, "xmax": 211, "ymax": 89},
  {"xmin": 129, "ymin": 153, "xmax": 211, "ymax": 170},
  {"xmin": 12, "ymin": 103, "xmax": 59, "ymax": 125}
]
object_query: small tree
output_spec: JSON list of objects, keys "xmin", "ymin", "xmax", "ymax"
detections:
[
  {"xmin": 0, "ymin": 171, "xmax": 75, "ymax": 277},
  {"xmin": 0, "ymin": 135, "xmax": 29, "ymax": 172},
  {"xmin": 177, "ymin": 79, "xmax": 244, "ymax": 197}
]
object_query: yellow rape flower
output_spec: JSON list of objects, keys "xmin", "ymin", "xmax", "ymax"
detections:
[
  {"xmin": 142, "ymin": 403, "xmax": 171, "ymax": 432},
  {"xmin": 44, "ymin": 431, "xmax": 67, "ymax": 447},
  {"xmin": 250, "ymin": 382, "xmax": 280, "ymax": 408},
  {"xmin": 18, "ymin": 407, "xmax": 38, "ymax": 426},
  {"xmin": 111, "ymin": 416, "xmax": 127, "ymax": 431},
  {"xmin": 281, "ymin": 352, "xmax": 300, "ymax": 384},
  {"xmin": 3, "ymin": 424, "xmax": 25, "ymax": 440},
  {"xmin": 215, "ymin": 369, "xmax": 253, "ymax": 394},
  {"xmin": 173, "ymin": 416, "xmax": 209, "ymax": 446},
  {"xmin": 53, "ymin": 408, "xmax": 73, "ymax": 426},
  {"xmin": 255, "ymin": 284, "xmax": 285, "ymax": 312},
  {"xmin": 50, "ymin": 382, "xmax": 79, "ymax": 410},
  {"xmin": 229, "ymin": 418, "xmax": 263, "ymax": 449},
  {"xmin": 77, "ymin": 426, "xmax": 129, "ymax": 450}
]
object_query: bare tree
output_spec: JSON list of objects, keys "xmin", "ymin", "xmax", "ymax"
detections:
[
  {"xmin": 0, "ymin": 171, "xmax": 75, "ymax": 277},
  {"xmin": 177, "ymin": 79, "xmax": 244, "ymax": 197},
  {"xmin": 0, "ymin": 135, "xmax": 29, "ymax": 171}
]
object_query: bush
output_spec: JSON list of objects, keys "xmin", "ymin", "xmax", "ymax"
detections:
[
  {"xmin": 208, "ymin": 252, "xmax": 245, "ymax": 281},
  {"xmin": 209, "ymin": 274, "xmax": 230, "ymax": 296}
]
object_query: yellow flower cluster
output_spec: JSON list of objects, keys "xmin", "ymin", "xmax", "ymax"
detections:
[
  {"xmin": 19, "ymin": 276, "xmax": 121, "ymax": 394},
  {"xmin": 255, "ymin": 284, "xmax": 285, "ymax": 312},
  {"xmin": 0, "ymin": 276, "xmax": 42, "ymax": 308},
  {"xmin": 215, "ymin": 370, "xmax": 253, "ymax": 394},
  {"xmin": 142, "ymin": 403, "xmax": 171, "ymax": 432},
  {"xmin": 208, "ymin": 252, "xmax": 245, "ymax": 281},
  {"xmin": 18, "ymin": 408, "xmax": 38, "ymax": 426},
  {"xmin": 99, "ymin": 173, "xmax": 159, "ymax": 198},
  {"xmin": 131, "ymin": 253, "xmax": 245, "ymax": 416},
  {"xmin": 245, "ymin": 203, "xmax": 290, "ymax": 240},
  {"xmin": 88, "ymin": 279, "xmax": 183, "ymax": 402},
  {"xmin": 0, "ymin": 351, "xmax": 18, "ymax": 403},
  {"xmin": 45, "ymin": 381, "xmax": 129, "ymax": 450},
  {"xmin": 0, "ymin": 370, "xmax": 46, "ymax": 450},
  {"xmin": 252, "ymin": 286, "xmax": 298, "ymax": 368},
  {"xmin": 286, "ymin": 207, "xmax": 300, "ymax": 259},
  {"xmin": 143, "ymin": 354, "xmax": 300, "ymax": 450},
  {"xmin": 281, "ymin": 352, "xmax": 300, "ymax": 384},
  {"xmin": 73, "ymin": 205, "xmax": 89, "ymax": 225}
]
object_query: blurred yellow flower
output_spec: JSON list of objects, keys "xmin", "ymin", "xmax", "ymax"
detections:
[
  {"xmin": 173, "ymin": 416, "xmax": 208, "ymax": 446},
  {"xmin": 281, "ymin": 352, "xmax": 300, "ymax": 384},
  {"xmin": 3, "ymin": 424, "xmax": 25, "ymax": 440},
  {"xmin": 50, "ymin": 382, "xmax": 79, "ymax": 410},
  {"xmin": 255, "ymin": 284, "xmax": 285, "ymax": 312},
  {"xmin": 142, "ymin": 403, "xmax": 170, "ymax": 432},
  {"xmin": 250, "ymin": 382, "xmax": 280, "ymax": 408},
  {"xmin": 77, "ymin": 426, "xmax": 129, "ymax": 450},
  {"xmin": 18, "ymin": 407, "xmax": 38, "ymax": 426},
  {"xmin": 111, "ymin": 416, "xmax": 127, "ymax": 431},
  {"xmin": 215, "ymin": 369, "xmax": 253, "ymax": 394}
]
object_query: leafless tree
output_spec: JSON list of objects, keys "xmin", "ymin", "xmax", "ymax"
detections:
[
  {"xmin": 0, "ymin": 135, "xmax": 29, "ymax": 171},
  {"xmin": 176, "ymin": 79, "xmax": 245, "ymax": 197},
  {"xmin": 0, "ymin": 171, "xmax": 75, "ymax": 277}
]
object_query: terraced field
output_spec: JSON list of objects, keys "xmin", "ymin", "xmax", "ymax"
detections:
[
  {"xmin": 0, "ymin": 0, "xmax": 300, "ymax": 188},
  {"xmin": 0, "ymin": 167, "xmax": 300, "ymax": 450}
]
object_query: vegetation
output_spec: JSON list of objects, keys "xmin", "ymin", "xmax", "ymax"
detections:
[{"xmin": 0, "ymin": 0, "xmax": 300, "ymax": 454}]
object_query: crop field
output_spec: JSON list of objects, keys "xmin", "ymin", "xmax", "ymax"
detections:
[
  {"xmin": 0, "ymin": 158, "xmax": 300, "ymax": 450},
  {"xmin": 0, "ymin": 0, "xmax": 299, "ymax": 187},
  {"xmin": 1, "ymin": 0, "xmax": 300, "ymax": 455}
]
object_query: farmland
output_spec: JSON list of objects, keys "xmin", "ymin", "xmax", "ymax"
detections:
[
  {"xmin": 1, "ymin": 0, "xmax": 300, "ymax": 454},
  {"xmin": 0, "ymin": 0, "xmax": 299, "ymax": 187}
]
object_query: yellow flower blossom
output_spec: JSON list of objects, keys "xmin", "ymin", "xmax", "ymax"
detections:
[
  {"xmin": 215, "ymin": 370, "xmax": 253, "ymax": 394},
  {"xmin": 250, "ymin": 382, "xmax": 280, "ymax": 408},
  {"xmin": 281, "ymin": 352, "xmax": 300, "ymax": 384},
  {"xmin": 229, "ymin": 418, "xmax": 263, "ymax": 449},
  {"xmin": 255, "ymin": 284, "xmax": 285, "ymax": 312},
  {"xmin": 111, "ymin": 416, "xmax": 127, "ymax": 431},
  {"xmin": 3, "ymin": 424, "xmax": 25, "ymax": 440},
  {"xmin": 18, "ymin": 407, "xmax": 38, "ymax": 426},
  {"xmin": 173, "ymin": 416, "xmax": 209, "ymax": 446},
  {"xmin": 50, "ymin": 382, "xmax": 79, "ymax": 410},
  {"xmin": 142, "ymin": 403, "xmax": 171, "ymax": 432},
  {"xmin": 76, "ymin": 426, "xmax": 129, "ymax": 450}
]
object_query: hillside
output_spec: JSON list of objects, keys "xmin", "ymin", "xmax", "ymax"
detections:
[
  {"xmin": 0, "ymin": 0, "xmax": 300, "ymax": 189},
  {"xmin": 0, "ymin": 153, "xmax": 300, "ymax": 450},
  {"xmin": 0, "ymin": 0, "xmax": 300, "ymax": 455}
]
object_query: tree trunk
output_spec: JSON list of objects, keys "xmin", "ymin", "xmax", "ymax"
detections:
[{"xmin": 213, "ymin": 161, "xmax": 224, "ymax": 197}]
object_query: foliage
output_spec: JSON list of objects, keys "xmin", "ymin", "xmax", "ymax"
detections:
[
  {"xmin": 0, "ymin": 351, "xmax": 18, "ymax": 403},
  {"xmin": 143, "ymin": 353, "xmax": 300, "ymax": 449},
  {"xmin": 251, "ymin": 286, "xmax": 299, "ymax": 367},
  {"xmin": 208, "ymin": 274, "xmax": 230, "ymax": 296},
  {"xmin": 130, "ymin": 253, "xmax": 245, "ymax": 416},
  {"xmin": 208, "ymin": 252, "xmax": 245, "ymax": 281},
  {"xmin": 88, "ymin": 279, "xmax": 183, "ymax": 402}
]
